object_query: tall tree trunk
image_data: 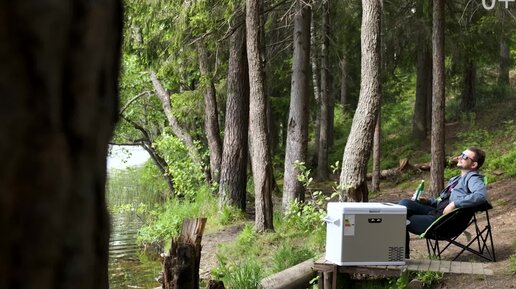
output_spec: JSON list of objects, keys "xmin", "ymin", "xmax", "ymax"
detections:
[
  {"xmin": 371, "ymin": 112, "xmax": 381, "ymax": 192},
  {"xmin": 340, "ymin": 55, "xmax": 348, "ymax": 114},
  {"xmin": 413, "ymin": 44, "xmax": 432, "ymax": 140},
  {"xmin": 149, "ymin": 71, "xmax": 203, "ymax": 167},
  {"xmin": 317, "ymin": 0, "xmax": 331, "ymax": 180},
  {"xmin": 339, "ymin": 0, "xmax": 382, "ymax": 202},
  {"xmin": 246, "ymin": 0, "xmax": 274, "ymax": 232},
  {"xmin": 219, "ymin": 23, "xmax": 249, "ymax": 211},
  {"xmin": 197, "ymin": 41, "xmax": 223, "ymax": 183},
  {"xmin": 0, "ymin": 1, "xmax": 122, "ymax": 288},
  {"xmin": 283, "ymin": 0, "xmax": 311, "ymax": 211},
  {"xmin": 430, "ymin": 0, "xmax": 445, "ymax": 196},
  {"xmin": 460, "ymin": 59, "xmax": 476, "ymax": 112},
  {"xmin": 499, "ymin": 39, "xmax": 510, "ymax": 86},
  {"xmin": 311, "ymin": 9, "xmax": 322, "ymax": 167}
]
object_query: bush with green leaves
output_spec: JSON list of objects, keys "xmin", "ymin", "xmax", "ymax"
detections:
[{"xmin": 211, "ymin": 255, "xmax": 263, "ymax": 289}]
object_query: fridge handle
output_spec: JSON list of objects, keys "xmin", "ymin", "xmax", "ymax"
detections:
[{"xmin": 322, "ymin": 216, "xmax": 339, "ymax": 225}]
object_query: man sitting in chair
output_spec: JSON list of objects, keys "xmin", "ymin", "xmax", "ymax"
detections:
[{"xmin": 399, "ymin": 146, "xmax": 487, "ymax": 259}]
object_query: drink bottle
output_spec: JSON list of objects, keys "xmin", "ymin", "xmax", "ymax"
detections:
[{"xmin": 411, "ymin": 180, "xmax": 425, "ymax": 201}]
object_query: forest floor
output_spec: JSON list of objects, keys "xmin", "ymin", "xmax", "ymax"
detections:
[{"xmin": 198, "ymin": 174, "xmax": 516, "ymax": 288}]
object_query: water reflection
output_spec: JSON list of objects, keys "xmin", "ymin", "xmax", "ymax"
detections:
[{"xmin": 109, "ymin": 212, "xmax": 161, "ymax": 289}]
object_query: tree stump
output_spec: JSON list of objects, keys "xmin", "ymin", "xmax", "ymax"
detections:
[
  {"xmin": 205, "ymin": 280, "xmax": 225, "ymax": 289},
  {"xmin": 162, "ymin": 218, "xmax": 207, "ymax": 289}
]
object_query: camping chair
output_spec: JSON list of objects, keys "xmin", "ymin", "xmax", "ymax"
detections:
[{"xmin": 420, "ymin": 202, "xmax": 496, "ymax": 262}]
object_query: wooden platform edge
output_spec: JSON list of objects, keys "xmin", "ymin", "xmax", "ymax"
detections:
[{"xmin": 314, "ymin": 258, "xmax": 494, "ymax": 276}]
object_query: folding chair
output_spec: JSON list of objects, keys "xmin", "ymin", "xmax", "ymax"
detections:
[{"xmin": 420, "ymin": 202, "xmax": 496, "ymax": 262}]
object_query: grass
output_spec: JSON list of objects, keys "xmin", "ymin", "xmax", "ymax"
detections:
[{"xmin": 510, "ymin": 240, "xmax": 516, "ymax": 275}]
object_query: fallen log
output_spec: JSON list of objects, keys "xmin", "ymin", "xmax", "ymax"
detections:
[
  {"xmin": 260, "ymin": 258, "xmax": 316, "ymax": 289},
  {"xmin": 162, "ymin": 218, "xmax": 207, "ymax": 289},
  {"xmin": 366, "ymin": 159, "xmax": 431, "ymax": 180}
]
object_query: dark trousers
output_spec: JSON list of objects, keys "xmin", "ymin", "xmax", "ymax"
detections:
[{"xmin": 399, "ymin": 198, "xmax": 438, "ymax": 258}]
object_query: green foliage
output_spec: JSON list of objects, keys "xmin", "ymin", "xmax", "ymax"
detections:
[
  {"xmin": 271, "ymin": 242, "xmax": 315, "ymax": 273},
  {"xmin": 510, "ymin": 240, "xmax": 516, "ymax": 275},
  {"xmin": 388, "ymin": 273, "xmax": 409, "ymax": 289},
  {"xmin": 211, "ymin": 255, "xmax": 263, "ymax": 289},
  {"xmin": 106, "ymin": 163, "xmax": 165, "ymax": 208},
  {"xmin": 284, "ymin": 162, "xmax": 336, "ymax": 236},
  {"xmin": 154, "ymin": 134, "xmax": 205, "ymax": 200},
  {"xmin": 414, "ymin": 271, "xmax": 443, "ymax": 286},
  {"xmin": 137, "ymin": 186, "xmax": 217, "ymax": 245}
]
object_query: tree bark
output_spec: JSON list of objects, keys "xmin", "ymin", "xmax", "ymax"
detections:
[
  {"xmin": 0, "ymin": 1, "xmax": 122, "ymax": 288},
  {"xmin": 246, "ymin": 0, "xmax": 274, "ymax": 232},
  {"xmin": 149, "ymin": 71, "xmax": 202, "ymax": 167},
  {"xmin": 196, "ymin": 40, "xmax": 222, "ymax": 183},
  {"xmin": 340, "ymin": 55, "xmax": 348, "ymax": 114},
  {"xmin": 311, "ymin": 9, "xmax": 321, "ymax": 167},
  {"xmin": 219, "ymin": 22, "xmax": 249, "ymax": 211},
  {"xmin": 499, "ymin": 39, "xmax": 510, "ymax": 86},
  {"xmin": 338, "ymin": 0, "xmax": 382, "ymax": 202},
  {"xmin": 371, "ymin": 112, "xmax": 381, "ymax": 192},
  {"xmin": 413, "ymin": 44, "xmax": 432, "ymax": 141},
  {"xmin": 317, "ymin": 0, "xmax": 331, "ymax": 181},
  {"xmin": 430, "ymin": 0, "xmax": 445, "ymax": 196},
  {"xmin": 460, "ymin": 59, "xmax": 476, "ymax": 112},
  {"xmin": 283, "ymin": 0, "xmax": 311, "ymax": 212},
  {"xmin": 162, "ymin": 218, "xmax": 207, "ymax": 289}
]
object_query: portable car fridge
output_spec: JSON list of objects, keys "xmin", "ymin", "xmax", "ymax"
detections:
[{"xmin": 323, "ymin": 202, "xmax": 407, "ymax": 266}]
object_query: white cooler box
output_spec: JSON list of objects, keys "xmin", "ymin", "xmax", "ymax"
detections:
[{"xmin": 324, "ymin": 202, "xmax": 406, "ymax": 266}]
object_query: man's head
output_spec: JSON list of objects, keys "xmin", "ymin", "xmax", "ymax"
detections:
[{"xmin": 457, "ymin": 146, "xmax": 486, "ymax": 170}]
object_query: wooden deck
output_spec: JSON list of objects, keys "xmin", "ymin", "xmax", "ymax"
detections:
[{"xmin": 314, "ymin": 258, "xmax": 493, "ymax": 276}]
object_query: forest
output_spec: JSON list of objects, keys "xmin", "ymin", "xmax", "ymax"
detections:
[
  {"xmin": 1, "ymin": 0, "xmax": 515, "ymax": 289},
  {"xmin": 104, "ymin": 0, "xmax": 516, "ymax": 288}
]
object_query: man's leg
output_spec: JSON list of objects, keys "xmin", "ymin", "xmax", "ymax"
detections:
[
  {"xmin": 399, "ymin": 198, "xmax": 435, "ymax": 217},
  {"xmin": 399, "ymin": 199, "xmax": 435, "ymax": 258}
]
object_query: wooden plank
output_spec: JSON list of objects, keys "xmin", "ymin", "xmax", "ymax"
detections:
[
  {"xmin": 428, "ymin": 260, "xmax": 441, "ymax": 272},
  {"xmin": 450, "ymin": 261, "xmax": 462, "ymax": 274},
  {"xmin": 438, "ymin": 261, "xmax": 452, "ymax": 273},
  {"xmin": 417, "ymin": 259, "xmax": 431, "ymax": 271},
  {"xmin": 482, "ymin": 264, "xmax": 493, "ymax": 276},
  {"xmin": 471, "ymin": 263, "xmax": 484, "ymax": 275},
  {"xmin": 406, "ymin": 260, "xmax": 419, "ymax": 271},
  {"xmin": 460, "ymin": 261, "xmax": 473, "ymax": 274}
]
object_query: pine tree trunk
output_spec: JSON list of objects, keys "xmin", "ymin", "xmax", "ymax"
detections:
[
  {"xmin": 219, "ymin": 23, "xmax": 249, "ymax": 211},
  {"xmin": 499, "ymin": 39, "xmax": 510, "ymax": 86},
  {"xmin": 340, "ymin": 56, "xmax": 348, "ymax": 114},
  {"xmin": 339, "ymin": 0, "xmax": 382, "ymax": 202},
  {"xmin": 311, "ymin": 9, "xmax": 321, "ymax": 167},
  {"xmin": 197, "ymin": 41, "xmax": 222, "ymax": 183},
  {"xmin": 372, "ymin": 112, "xmax": 381, "ymax": 192},
  {"xmin": 413, "ymin": 44, "xmax": 431, "ymax": 140},
  {"xmin": 246, "ymin": 0, "xmax": 274, "ymax": 232},
  {"xmin": 317, "ymin": 0, "xmax": 331, "ymax": 180},
  {"xmin": 0, "ymin": 1, "xmax": 122, "ymax": 288},
  {"xmin": 150, "ymin": 71, "xmax": 202, "ymax": 167},
  {"xmin": 430, "ymin": 0, "xmax": 445, "ymax": 196},
  {"xmin": 460, "ymin": 60, "xmax": 476, "ymax": 112},
  {"xmin": 283, "ymin": 0, "xmax": 311, "ymax": 211}
]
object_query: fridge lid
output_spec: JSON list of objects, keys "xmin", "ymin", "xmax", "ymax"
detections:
[{"xmin": 327, "ymin": 202, "xmax": 407, "ymax": 214}]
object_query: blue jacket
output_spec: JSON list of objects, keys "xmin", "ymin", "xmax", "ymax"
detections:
[{"xmin": 429, "ymin": 171, "xmax": 487, "ymax": 208}]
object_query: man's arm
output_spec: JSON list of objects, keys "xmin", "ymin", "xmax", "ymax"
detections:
[{"xmin": 453, "ymin": 174, "xmax": 487, "ymax": 208}]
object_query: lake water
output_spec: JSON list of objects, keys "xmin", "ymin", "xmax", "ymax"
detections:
[{"xmin": 109, "ymin": 212, "xmax": 161, "ymax": 289}]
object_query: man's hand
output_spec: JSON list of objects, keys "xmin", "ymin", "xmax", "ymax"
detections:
[
  {"xmin": 443, "ymin": 202, "xmax": 456, "ymax": 215},
  {"xmin": 418, "ymin": 197, "xmax": 428, "ymax": 204}
]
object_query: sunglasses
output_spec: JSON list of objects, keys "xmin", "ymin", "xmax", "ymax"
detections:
[{"xmin": 459, "ymin": 152, "xmax": 476, "ymax": 162}]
